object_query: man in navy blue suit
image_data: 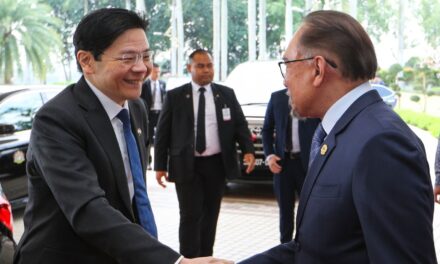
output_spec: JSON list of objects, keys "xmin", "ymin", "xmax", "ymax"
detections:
[
  {"xmin": 240, "ymin": 10, "xmax": 436, "ymax": 263},
  {"xmin": 262, "ymin": 89, "xmax": 318, "ymax": 243}
]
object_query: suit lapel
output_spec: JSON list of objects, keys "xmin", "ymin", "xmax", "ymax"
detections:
[
  {"xmin": 296, "ymin": 90, "xmax": 383, "ymax": 229},
  {"xmin": 75, "ymin": 77, "xmax": 134, "ymax": 218},
  {"xmin": 128, "ymin": 101, "xmax": 147, "ymax": 175},
  {"xmin": 183, "ymin": 84, "xmax": 195, "ymax": 125},
  {"xmin": 145, "ymin": 80, "xmax": 153, "ymax": 105},
  {"xmin": 211, "ymin": 84, "xmax": 224, "ymax": 126}
]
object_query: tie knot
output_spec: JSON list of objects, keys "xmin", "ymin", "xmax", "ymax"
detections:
[
  {"xmin": 199, "ymin": 87, "xmax": 206, "ymax": 93},
  {"xmin": 117, "ymin": 109, "xmax": 130, "ymax": 127}
]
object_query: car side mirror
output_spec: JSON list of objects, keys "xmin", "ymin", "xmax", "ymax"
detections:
[{"xmin": 0, "ymin": 124, "xmax": 15, "ymax": 135}]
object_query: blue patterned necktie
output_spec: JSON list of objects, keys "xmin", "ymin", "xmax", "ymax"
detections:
[
  {"xmin": 117, "ymin": 109, "xmax": 158, "ymax": 238},
  {"xmin": 308, "ymin": 123, "xmax": 327, "ymax": 169}
]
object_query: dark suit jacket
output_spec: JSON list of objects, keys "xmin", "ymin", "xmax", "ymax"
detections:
[
  {"xmin": 240, "ymin": 90, "xmax": 436, "ymax": 263},
  {"xmin": 154, "ymin": 82, "xmax": 254, "ymax": 182},
  {"xmin": 140, "ymin": 78, "xmax": 166, "ymax": 109},
  {"xmin": 262, "ymin": 89, "xmax": 319, "ymax": 170},
  {"xmin": 14, "ymin": 77, "xmax": 179, "ymax": 264}
]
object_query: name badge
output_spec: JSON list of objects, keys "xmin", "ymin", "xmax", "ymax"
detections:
[{"xmin": 222, "ymin": 107, "xmax": 231, "ymax": 121}]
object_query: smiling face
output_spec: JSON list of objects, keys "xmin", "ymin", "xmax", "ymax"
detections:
[{"xmin": 82, "ymin": 28, "xmax": 151, "ymax": 105}]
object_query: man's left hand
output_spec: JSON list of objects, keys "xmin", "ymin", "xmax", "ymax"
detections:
[{"xmin": 243, "ymin": 153, "xmax": 256, "ymax": 174}]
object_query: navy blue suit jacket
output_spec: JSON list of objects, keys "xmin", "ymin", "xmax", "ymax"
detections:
[
  {"xmin": 240, "ymin": 90, "xmax": 436, "ymax": 263},
  {"xmin": 262, "ymin": 89, "xmax": 319, "ymax": 170}
]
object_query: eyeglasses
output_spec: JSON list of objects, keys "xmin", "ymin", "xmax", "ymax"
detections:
[
  {"xmin": 278, "ymin": 57, "xmax": 338, "ymax": 79},
  {"xmin": 105, "ymin": 51, "xmax": 153, "ymax": 67}
]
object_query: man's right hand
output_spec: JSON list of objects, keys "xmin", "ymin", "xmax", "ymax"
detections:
[
  {"xmin": 434, "ymin": 185, "xmax": 440, "ymax": 204},
  {"xmin": 267, "ymin": 155, "xmax": 282, "ymax": 174},
  {"xmin": 156, "ymin": 171, "xmax": 168, "ymax": 188},
  {"xmin": 180, "ymin": 257, "xmax": 234, "ymax": 264}
]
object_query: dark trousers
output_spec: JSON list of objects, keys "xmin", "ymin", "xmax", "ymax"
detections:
[
  {"xmin": 175, "ymin": 154, "xmax": 226, "ymax": 257},
  {"xmin": 147, "ymin": 110, "xmax": 160, "ymax": 165},
  {"xmin": 273, "ymin": 153, "xmax": 306, "ymax": 243}
]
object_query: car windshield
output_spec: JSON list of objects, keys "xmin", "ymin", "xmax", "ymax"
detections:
[
  {"xmin": 224, "ymin": 61, "xmax": 285, "ymax": 105},
  {"xmin": 0, "ymin": 91, "xmax": 44, "ymax": 132}
]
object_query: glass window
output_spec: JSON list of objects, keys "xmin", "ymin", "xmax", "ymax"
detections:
[
  {"xmin": 0, "ymin": 91, "xmax": 44, "ymax": 132},
  {"xmin": 41, "ymin": 90, "xmax": 60, "ymax": 103}
]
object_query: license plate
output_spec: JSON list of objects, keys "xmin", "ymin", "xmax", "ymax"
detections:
[{"xmin": 254, "ymin": 158, "xmax": 264, "ymax": 166}]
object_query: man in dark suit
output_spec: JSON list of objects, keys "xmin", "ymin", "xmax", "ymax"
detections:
[
  {"xmin": 240, "ymin": 10, "xmax": 436, "ymax": 263},
  {"xmin": 140, "ymin": 63, "xmax": 166, "ymax": 169},
  {"xmin": 14, "ymin": 8, "xmax": 231, "ymax": 264},
  {"xmin": 155, "ymin": 49, "xmax": 256, "ymax": 258},
  {"xmin": 262, "ymin": 88, "xmax": 319, "ymax": 243}
]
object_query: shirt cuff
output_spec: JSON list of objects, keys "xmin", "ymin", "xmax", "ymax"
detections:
[
  {"xmin": 175, "ymin": 256, "xmax": 184, "ymax": 264},
  {"xmin": 265, "ymin": 154, "xmax": 276, "ymax": 163}
]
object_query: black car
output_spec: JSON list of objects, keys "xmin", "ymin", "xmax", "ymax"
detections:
[
  {"xmin": 224, "ymin": 61, "xmax": 285, "ymax": 184},
  {"xmin": 0, "ymin": 183, "xmax": 15, "ymax": 264},
  {"xmin": 0, "ymin": 86, "xmax": 63, "ymax": 209}
]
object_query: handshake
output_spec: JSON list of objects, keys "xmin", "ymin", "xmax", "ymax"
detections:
[{"xmin": 182, "ymin": 257, "xmax": 234, "ymax": 264}]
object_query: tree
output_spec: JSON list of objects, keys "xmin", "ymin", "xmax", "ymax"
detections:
[
  {"xmin": 418, "ymin": 0, "xmax": 440, "ymax": 49},
  {"xmin": 0, "ymin": 0, "xmax": 61, "ymax": 84},
  {"xmin": 401, "ymin": 57, "xmax": 440, "ymax": 112}
]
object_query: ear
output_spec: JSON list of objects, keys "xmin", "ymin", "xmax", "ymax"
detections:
[
  {"xmin": 77, "ymin": 50, "xmax": 95, "ymax": 74},
  {"xmin": 312, "ymin": 56, "xmax": 326, "ymax": 87}
]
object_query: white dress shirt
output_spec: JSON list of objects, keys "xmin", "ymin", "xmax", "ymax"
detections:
[
  {"xmin": 150, "ymin": 79, "xmax": 163, "ymax": 111},
  {"xmin": 291, "ymin": 115, "xmax": 301, "ymax": 153},
  {"xmin": 85, "ymin": 78, "xmax": 134, "ymax": 200},
  {"xmin": 321, "ymin": 81, "xmax": 373, "ymax": 135},
  {"xmin": 191, "ymin": 81, "xmax": 221, "ymax": 156}
]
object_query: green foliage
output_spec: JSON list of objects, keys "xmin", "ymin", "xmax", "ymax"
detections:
[
  {"xmin": 395, "ymin": 109, "xmax": 440, "ymax": 137},
  {"xmin": 357, "ymin": 0, "xmax": 396, "ymax": 41},
  {"xmin": 0, "ymin": 0, "xmax": 62, "ymax": 84},
  {"xmin": 410, "ymin": 95, "xmax": 420, "ymax": 102},
  {"xmin": 377, "ymin": 63, "xmax": 402, "ymax": 87},
  {"xmin": 401, "ymin": 57, "xmax": 440, "ymax": 93},
  {"xmin": 145, "ymin": 0, "xmax": 171, "ymax": 58},
  {"xmin": 418, "ymin": 0, "xmax": 440, "ymax": 48}
]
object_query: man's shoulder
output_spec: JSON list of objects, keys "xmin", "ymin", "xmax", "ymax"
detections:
[
  {"xmin": 169, "ymin": 83, "xmax": 191, "ymax": 94},
  {"xmin": 272, "ymin": 89, "xmax": 288, "ymax": 97},
  {"xmin": 212, "ymin": 82, "xmax": 233, "ymax": 92},
  {"xmin": 142, "ymin": 79, "xmax": 151, "ymax": 88}
]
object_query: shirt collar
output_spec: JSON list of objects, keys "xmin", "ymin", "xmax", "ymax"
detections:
[
  {"xmin": 85, "ymin": 78, "xmax": 129, "ymax": 121},
  {"xmin": 321, "ymin": 81, "xmax": 372, "ymax": 135},
  {"xmin": 191, "ymin": 81, "xmax": 212, "ymax": 93}
]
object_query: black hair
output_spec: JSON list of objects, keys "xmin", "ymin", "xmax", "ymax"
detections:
[
  {"xmin": 73, "ymin": 8, "xmax": 149, "ymax": 72},
  {"xmin": 300, "ymin": 10, "xmax": 377, "ymax": 81},
  {"xmin": 187, "ymin": 49, "xmax": 212, "ymax": 64}
]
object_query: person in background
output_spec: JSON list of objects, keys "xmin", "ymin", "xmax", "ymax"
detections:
[
  {"xmin": 141, "ymin": 63, "xmax": 166, "ymax": 169},
  {"xmin": 433, "ymin": 135, "xmax": 440, "ymax": 203},
  {"xmin": 262, "ymin": 88, "xmax": 319, "ymax": 243},
  {"xmin": 155, "ymin": 49, "xmax": 255, "ymax": 258},
  {"xmin": 13, "ymin": 8, "xmax": 231, "ymax": 264},
  {"xmin": 239, "ymin": 10, "xmax": 435, "ymax": 263}
]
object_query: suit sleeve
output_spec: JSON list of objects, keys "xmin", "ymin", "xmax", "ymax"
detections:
[
  {"xmin": 352, "ymin": 131, "xmax": 436, "ymax": 263},
  {"xmin": 154, "ymin": 90, "xmax": 172, "ymax": 171},
  {"xmin": 30, "ymin": 106, "xmax": 180, "ymax": 263},
  {"xmin": 231, "ymin": 90, "xmax": 254, "ymax": 154},
  {"xmin": 262, "ymin": 94, "xmax": 275, "ymax": 158}
]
